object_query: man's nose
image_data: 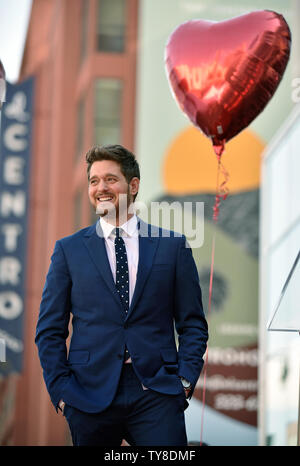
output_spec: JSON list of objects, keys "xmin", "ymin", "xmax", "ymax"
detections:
[{"xmin": 97, "ymin": 179, "xmax": 109, "ymax": 190}]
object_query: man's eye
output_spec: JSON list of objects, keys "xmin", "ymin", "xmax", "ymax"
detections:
[{"xmin": 90, "ymin": 179, "xmax": 97, "ymax": 185}]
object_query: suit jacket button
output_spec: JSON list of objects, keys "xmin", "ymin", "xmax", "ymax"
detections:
[
  {"xmin": 117, "ymin": 354, "xmax": 123, "ymax": 359},
  {"xmin": 124, "ymin": 323, "xmax": 128, "ymax": 329}
]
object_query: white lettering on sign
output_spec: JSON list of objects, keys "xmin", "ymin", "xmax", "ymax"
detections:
[
  {"xmin": 4, "ymin": 91, "xmax": 29, "ymax": 122},
  {"xmin": 0, "ymin": 338, "xmax": 5, "ymax": 362},
  {"xmin": 0, "ymin": 329, "xmax": 23, "ymax": 352},
  {"xmin": 3, "ymin": 124, "xmax": 28, "ymax": 152},
  {"xmin": 0, "ymin": 257, "xmax": 22, "ymax": 285},
  {"xmin": 0, "ymin": 292, "xmax": 23, "ymax": 319},
  {"xmin": 206, "ymin": 347, "xmax": 258, "ymax": 367},
  {"xmin": 214, "ymin": 394, "xmax": 258, "ymax": 412},
  {"xmin": 196, "ymin": 375, "xmax": 258, "ymax": 392},
  {"xmin": 0, "ymin": 83, "xmax": 33, "ymax": 360},
  {"xmin": 0, "ymin": 78, "xmax": 6, "ymax": 106},
  {"xmin": 0, "ymin": 191, "xmax": 26, "ymax": 217},
  {"xmin": 1, "ymin": 224, "xmax": 23, "ymax": 252},
  {"xmin": 4, "ymin": 157, "xmax": 25, "ymax": 185}
]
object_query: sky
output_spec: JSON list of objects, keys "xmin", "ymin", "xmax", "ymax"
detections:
[{"xmin": 0, "ymin": 0, "xmax": 32, "ymax": 83}]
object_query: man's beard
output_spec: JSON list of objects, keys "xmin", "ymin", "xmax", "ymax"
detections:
[{"xmin": 95, "ymin": 188, "xmax": 132, "ymax": 225}]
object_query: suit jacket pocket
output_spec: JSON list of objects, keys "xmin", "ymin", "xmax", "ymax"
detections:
[{"xmin": 68, "ymin": 350, "xmax": 90, "ymax": 365}]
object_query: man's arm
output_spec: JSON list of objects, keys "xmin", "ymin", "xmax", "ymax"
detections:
[
  {"xmin": 174, "ymin": 236, "xmax": 208, "ymax": 398},
  {"xmin": 35, "ymin": 240, "xmax": 72, "ymax": 411}
]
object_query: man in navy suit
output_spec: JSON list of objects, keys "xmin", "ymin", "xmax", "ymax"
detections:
[{"xmin": 35, "ymin": 144, "xmax": 208, "ymax": 446}]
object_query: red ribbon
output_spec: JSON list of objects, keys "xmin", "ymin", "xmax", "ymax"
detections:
[{"xmin": 213, "ymin": 142, "xmax": 229, "ymax": 223}]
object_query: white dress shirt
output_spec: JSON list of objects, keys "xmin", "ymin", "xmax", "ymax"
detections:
[{"xmin": 100, "ymin": 214, "xmax": 139, "ymax": 306}]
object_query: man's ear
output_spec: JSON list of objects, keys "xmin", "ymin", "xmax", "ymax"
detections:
[{"xmin": 130, "ymin": 177, "xmax": 140, "ymax": 196}]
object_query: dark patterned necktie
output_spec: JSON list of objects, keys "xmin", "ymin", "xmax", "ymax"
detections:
[
  {"xmin": 114, "ymin": 228, "xmax": 130, "ymax": 361},
  {"xmin": 114, "ymin": 228, "xmax": 129, "ymax": 314}
]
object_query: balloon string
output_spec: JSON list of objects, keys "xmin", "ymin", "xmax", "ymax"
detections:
[
  {"xmin": 200, "ymin": 229, "xmax": 216, "ymax": 446},
  {"xmin": 200, "ymin": 148, "xmax": 229, "ymax": 446}
]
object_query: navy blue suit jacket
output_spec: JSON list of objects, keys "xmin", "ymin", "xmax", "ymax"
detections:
[{"xmin": 35, "ymin": 219, "xmax": 208, "ymax": 413}]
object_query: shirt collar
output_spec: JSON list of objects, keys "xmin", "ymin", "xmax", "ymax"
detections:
[{"xmin": 100, "ymin": 215, "xmax": 138, "ymax": 239}]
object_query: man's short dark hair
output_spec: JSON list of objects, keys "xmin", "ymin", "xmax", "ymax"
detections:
[{"xmin": 86, "ymin": 144, "xmax": 140, "ymax": 184}]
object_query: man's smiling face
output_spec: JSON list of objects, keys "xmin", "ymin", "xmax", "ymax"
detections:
[{"xmin": 88, "ymin": 159, "xmax": 139, "ymax": 224}]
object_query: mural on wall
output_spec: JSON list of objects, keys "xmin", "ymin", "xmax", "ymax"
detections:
[{"xmin": 155, "ymin": 126, "xmax": 264, "ymax": 440}]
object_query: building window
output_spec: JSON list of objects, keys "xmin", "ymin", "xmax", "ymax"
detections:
[
  {"xmin": 80, "ymin": 0, "xmax": 89, "ymax": 62},
  {"xmin": 97, "ymin": 0, "xmax": 126, "ymax": 53},
  {"xmin": 94, "ymin": 79, "xmax": 122, "ymax": 145}
]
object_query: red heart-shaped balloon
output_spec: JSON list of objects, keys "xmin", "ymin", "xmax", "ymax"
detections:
[{"xmin": 165, "ymin": 10, "xmax": 291, "ymax": 154}]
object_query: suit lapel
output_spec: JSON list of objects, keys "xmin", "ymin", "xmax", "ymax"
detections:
[
  {"xmin": 127, "ymin": 219, "xmax": 159, "ymax": 319},
  {"xmin": 82, "ymin": 222, "xmax": 121, "ymax": 308},
  {"xmin": 82, "ymin": 219, "xmax": 159, "ymax": 317}
]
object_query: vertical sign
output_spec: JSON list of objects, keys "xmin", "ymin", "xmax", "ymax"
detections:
[{"xmin": 0, "ymin": 77, "xmax": 34, "ymax": 375}]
